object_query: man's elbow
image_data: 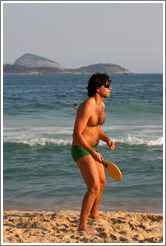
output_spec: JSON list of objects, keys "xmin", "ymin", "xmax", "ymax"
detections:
[{"xmin": 73, "ymin": 131, "xmax": 81, "ymax": 140}]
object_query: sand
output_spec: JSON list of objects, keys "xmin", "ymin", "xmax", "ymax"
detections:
[{"xmin": 3, "ymin": 210, "xmax": 163, "ymax": 243}]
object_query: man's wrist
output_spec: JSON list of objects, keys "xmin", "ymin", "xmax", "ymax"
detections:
[
  {"xmin": 106, "ymin": 138, "xmax": 111, "ymax": 144},
  {"xmin": 89, "ymin": 148, "xmax": 96, "ymax": 156}
]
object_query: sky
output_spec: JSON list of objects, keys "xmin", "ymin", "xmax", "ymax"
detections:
[{"xmin": 2, "ymin": 1, "xmax": 164, "ymax": 73}]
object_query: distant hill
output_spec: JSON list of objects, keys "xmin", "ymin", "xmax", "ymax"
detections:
[
  {"xmin": 68, "ymin": 63, "xmax": 128, "ymax": 74},
  {"xmin": 4, "ymin": 53, "xmax": 132, "ymax": 75},
  {"xmin": 14, "ymin": 53, "xmax": 65, "ymax": 70}
]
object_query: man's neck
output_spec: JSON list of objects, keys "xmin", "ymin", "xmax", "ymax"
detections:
[{"xmin": 93, "ymin": 93, "xmax": 104, "ymax": 105}]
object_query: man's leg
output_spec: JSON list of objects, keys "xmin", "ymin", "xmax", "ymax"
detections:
[
  {"xmin": 90, "ymin": 161, "xmax": 106, "ymax": 218},
  {"xmin": 76, "ymin": 155, "xmax": 101, "ymax": 231}
]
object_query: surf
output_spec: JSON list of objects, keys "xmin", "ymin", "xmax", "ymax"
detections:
[{"xmin": 4, "ymin": 136, "xmax": 163, "ymax": 147}]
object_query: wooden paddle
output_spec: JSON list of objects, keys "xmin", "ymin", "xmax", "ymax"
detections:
[{"xmin": 102, "ymin": 160, "xmax": 122, "ymax": 181}]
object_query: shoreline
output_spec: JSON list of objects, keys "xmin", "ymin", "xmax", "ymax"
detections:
[
  {"xmin": 3, "ymin": 196, "xmax": 163, "ymax": 214},
  {"xmin": 3, "ymin": 210, "xmax": 163, "ymax": 243}
]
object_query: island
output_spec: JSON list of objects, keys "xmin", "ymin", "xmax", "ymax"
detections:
[{"xmin": 3, "ymin": 53, "xmax": 132, "ymax": 75}]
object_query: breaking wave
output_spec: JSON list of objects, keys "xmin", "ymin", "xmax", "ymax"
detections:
[
  {"xmin": 4, "ymin": 136, "xmax": 163, "ymax": 147},
  {"xmin": 113, "ymin": 136, "xmax": 163, "ymax": 147}
]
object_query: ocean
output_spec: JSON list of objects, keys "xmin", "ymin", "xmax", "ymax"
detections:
[{"xmin": 3, "ymin": 73, "xmax": 163, "ymax": 213}]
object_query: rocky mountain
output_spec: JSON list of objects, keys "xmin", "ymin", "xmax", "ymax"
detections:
[
  {"xmin": 4, "ymin": 53, "xmax": 132, "ymax": 75},
  {"xmin": 14, "ymin": 53, "xmax": 65, "ymax": 70},
  {"xmin": 68, "ymin": 63, "xmax": 129, "ymax": 74}
]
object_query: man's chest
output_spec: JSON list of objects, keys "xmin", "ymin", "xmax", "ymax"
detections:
[{"xmin": 87, "ymin": 108, "xmax": 105, "ymax": 126}]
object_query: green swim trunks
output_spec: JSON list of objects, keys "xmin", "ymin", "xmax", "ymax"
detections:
[{"xmin": 71, "ymin": 145, "xmax": 96, "ymax": 162}]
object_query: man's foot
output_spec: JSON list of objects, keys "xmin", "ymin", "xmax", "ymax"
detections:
[
  {"xmin": 78, "ymin": 227, "xmax": 94, "ymax": 234},
  {"xmin": 89, "ymin": 214, "xmax": 105, "ymax": 220}
]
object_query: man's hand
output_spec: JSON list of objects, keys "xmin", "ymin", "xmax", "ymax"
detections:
[
  {"xmin": 107, "ymin": 140, "xmax": 115, "ymax": 151},
  {"xmin": 92, "ymin": 151, "xmax": 103, "ymax": 163}
]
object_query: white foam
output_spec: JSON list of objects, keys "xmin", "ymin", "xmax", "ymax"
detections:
[
  {"xmin": 4, "ymin": 136, "xmax": 163, "ymax": 147},
  {"xmin": 113, "ymin": 136, "xmax": 163, "ymax": 146},
  {"xmin": 147, "ymin": 137, "xmax": 163, "ymax": 146},
  {"xmin": 98, "ymin": 135, "xmax": 163, "ymax": 147},
  {"xmin": 5, "ymin": 138, "xmax": 72, "ymax": 146}
]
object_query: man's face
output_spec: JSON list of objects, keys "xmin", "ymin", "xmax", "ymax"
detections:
[{"xmin": 97, "ymin": 80, "xmax": 111, "ymax": 98}]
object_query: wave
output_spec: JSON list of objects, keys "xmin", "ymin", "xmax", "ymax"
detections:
[
  {"xmin": 113, "ymin": 136, "xmax": 163, "ymax": 147},
  {"xmin": 4, "ymin": 138, "xmax": 72, "ymax": 147},
  {"xmin": 4, "ymin": 136, "xmax": 163, "ymax": 147}
]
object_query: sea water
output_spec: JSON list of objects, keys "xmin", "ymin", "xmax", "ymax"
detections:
[{"xmin": 3, "ymin": 73, "xmax": 163, "ymax": 213}]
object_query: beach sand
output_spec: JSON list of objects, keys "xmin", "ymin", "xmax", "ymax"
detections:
[{"xmin": 3, "ymin": 210, "xmax": 163, "ymax": 243}]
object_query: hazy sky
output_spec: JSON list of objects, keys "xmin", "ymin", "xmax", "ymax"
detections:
[{"xmin": 2, "ymin": 1, "xmax": 164, "ymax": 73}]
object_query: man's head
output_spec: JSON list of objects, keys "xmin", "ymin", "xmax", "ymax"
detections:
[{"xmin": 87, "ymin": 73, "xmax": 111, "ymax": 97}]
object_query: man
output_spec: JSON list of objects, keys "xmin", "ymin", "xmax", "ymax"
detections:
[{"xmin": 71, "ymin": 73, "xmax": 115, "ymax": 233}]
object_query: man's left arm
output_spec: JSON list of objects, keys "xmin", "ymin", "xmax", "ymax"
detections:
[{"xmin": 98, "ymin": 126, "xmax": 115, "ymax": 151}]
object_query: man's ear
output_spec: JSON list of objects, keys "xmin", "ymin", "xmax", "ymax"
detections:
[{"xmin": 96, "ymin": 87, "xmax": 100, "ymax": 93}]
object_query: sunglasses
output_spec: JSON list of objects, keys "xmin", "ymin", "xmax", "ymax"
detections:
[{"xmin": 104, "ymin": 80, "xmax": 112, "ymax": 88}]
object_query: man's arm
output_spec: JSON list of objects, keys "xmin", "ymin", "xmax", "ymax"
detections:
[{"xmin": 99, "ymin": 126, "xmax": 115, "ymax": 151}]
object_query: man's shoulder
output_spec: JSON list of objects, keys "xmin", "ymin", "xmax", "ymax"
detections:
[
  {"xmin": 78, "ymin": 98, "xmax": 94, "ymax": 112},
  {"xmin": 101, "ymin": 101, "xmax": 105, "ymax": 108},
  {"xmin": 80, "ymin": 98, "xmax": 93, "ymax": 106}
]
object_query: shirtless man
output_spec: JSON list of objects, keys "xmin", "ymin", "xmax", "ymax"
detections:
[{"xmin": 71, "ymin": 73, "xmax": 115, "ymax": 233}]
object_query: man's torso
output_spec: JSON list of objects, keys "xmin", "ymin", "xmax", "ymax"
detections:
[{"xmin": 77, "ymin": 98, "xmax": 105, "ymax": 147}]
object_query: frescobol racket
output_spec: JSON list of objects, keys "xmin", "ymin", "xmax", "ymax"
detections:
[{"xmin": 102, "ymin": 160, "xmax": 122, "ymax": 181}]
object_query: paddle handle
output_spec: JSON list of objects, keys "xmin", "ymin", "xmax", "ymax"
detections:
[{"xmin": 102, "ymin": 160, "xmax": 108, "ymax": 168}]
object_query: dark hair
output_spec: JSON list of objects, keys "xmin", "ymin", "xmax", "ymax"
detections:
[{"xmin": 87, "ymin": 73, "xmax": 110, "ymax": 97}]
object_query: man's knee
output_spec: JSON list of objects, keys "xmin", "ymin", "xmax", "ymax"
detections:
[
  {"xmin": 100, "ymin": 178, "xmax": 106, "ymax": 190},
  {"xmin": 90, "ymin": 180, "xmax": 106, "ymax": 196},
  {"xmin": 89, "ymin": 182, "xmax": 101, "ymax": 196}
]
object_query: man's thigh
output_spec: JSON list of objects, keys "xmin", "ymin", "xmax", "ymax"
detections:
[
  {"xmin": 95, "ymin": 161, "xmax": 106, "ymax": 185},
  {"xmin": 76, "ymin": 155, "xmax": 100, "ymax": 189}
]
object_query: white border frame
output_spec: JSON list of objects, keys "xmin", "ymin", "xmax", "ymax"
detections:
[{"xmin": 1, "ymin": 1, "xmax": 165, "ymax": 245}]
